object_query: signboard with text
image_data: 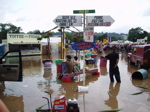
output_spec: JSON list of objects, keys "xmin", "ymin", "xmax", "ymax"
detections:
[
  {"xmin": 86, "ymin": 16, "xmax": 115, "ymax": 26},
  {"xmin": 73, "ymin": 10, "xmax": 95, "ymax": 14},
  {"xmin": 53, "ymin": 15, "xmax": 82, "ymax": 27},
  {"xmin": 84, "ymin": 27, "xmax": 94, "ymax": 42},
  {"xmin": 71, "ymin": 41, "xmax": 96, "ymax": 51},
  {"xmin": 7, "ymin": 34, "xmax": 41, "ymax": 43}
]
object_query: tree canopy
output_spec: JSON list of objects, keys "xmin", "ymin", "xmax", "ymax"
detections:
[
  {"xmin": 0, "ymin": 23, "xmax": 22, "ymax": 39},
  {"xmin": 128, "ymin": 27, "xmax": 148, "ymax": 42},
  {"xmin": 1, "ymin": 23, "xmax": 150, "ymax": 44}
]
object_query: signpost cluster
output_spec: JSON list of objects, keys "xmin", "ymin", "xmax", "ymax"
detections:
[
  {"xmin": 53, "ymin": 9, "xmax": 115, "ymax": 87},
  {"xmin": 53, "ymin": 9, "xmax": 115, "ymax": 42}
]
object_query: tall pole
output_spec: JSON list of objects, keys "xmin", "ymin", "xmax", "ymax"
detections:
[
  {"xmin": 47, "ymin": 37, "xmax": 51, "ymax": 59},
  {"xmin": 62, "ymin": 28, "xmax": 64, "ymax": 59},
  {"xmin": 61, "ymin": 30, "xmax": 63, "ymax": 59},
  {"xmin": 83, "ymin": 10, "xmax": 86, "ymax": 86}
]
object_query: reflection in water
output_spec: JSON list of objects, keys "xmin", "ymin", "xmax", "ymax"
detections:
[
  {"xmin": 120, "ymin": 53, "xmax": 128, "ymax": 63},
  {"xmin": 38, "ymin": 69, "xmax": 54, "ymax": 93},
  {"xmin": 100, "ymin": 66, "xmax": 108, "ymax": 76},
  {"xmin": 105, "ymin": 82, "xmax": 120, "ymax": 109},
  {"xmin": 59, "ymin": 75, "xmax": 100, "ymax": 99},
  {"xmin": 1, "ymin": 50, "xmax": 150, "ymax": 112},
  {"xmin": 22, "ymin": 56, "xmax": 42, "ymax": 76}
]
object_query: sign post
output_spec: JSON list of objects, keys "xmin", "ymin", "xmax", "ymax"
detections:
[
  {"xmin": 53, "ymin": 15, "xmax": 82, "ymax": 27},
  {"xmin": 73, "ymin": 10, "xmax": 95, "ymax": 87},
  {"xmin": 84, "ymin": 27, "xmax": 94, "ymax": 42},
  {"xmin": 53, "ymin": 15, "xmax": 82, "ymax": 59},
  {"xmin": 86, "ymin": 16, "xmax": 115, "ymax": 26},
  {"xmin": 73, "ymin": 10, "xmax": 95, "ymax": 14}
]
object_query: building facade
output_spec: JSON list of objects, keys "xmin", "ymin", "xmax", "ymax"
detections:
[{"xmin": 7, "ymin": 34, "xmax": 41, "ymax": 55}]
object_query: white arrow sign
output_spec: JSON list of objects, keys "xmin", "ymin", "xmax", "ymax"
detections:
[
  {"xmin": 53, "ymin": 15, "xmax": 82, "ymax": 27},
  {"xmin": 86, "ymin": 16, "xmax": 115, "ymax": 26}
]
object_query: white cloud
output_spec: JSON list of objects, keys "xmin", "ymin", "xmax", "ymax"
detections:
[{"xmin": 0, "ymin": 0, "xmax": 150, "ymax": 33}]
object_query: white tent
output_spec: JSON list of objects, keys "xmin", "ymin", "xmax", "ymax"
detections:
[{"xmin": 124, "ymin": 40, "xmax": 133, "ymax": 44}]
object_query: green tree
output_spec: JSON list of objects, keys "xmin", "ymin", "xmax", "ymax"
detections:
[
  {"xmin": 111, "ymin": 36, "xmax": 123, "ymax": 41},
  {"xmin": 65, "ymin": 32, "xmax": 75, "ymax": 43},
  {"xmin": 0, "ymin": 23, "xmax": 22, "ymax": 39},
  {"xmin": 73, "ymin": 33, "xmax": 84, "ymax": 42},
  {"xmin": 27, "ymin": 30, "xmax": 41, "ymax": 34},
  {"xmin": 98, "ymin": 33, "xmax": 107, "ymax": 42},
  {"xmin": 128, "ymin": 27, "xmax": 148, "ymax": 42}
]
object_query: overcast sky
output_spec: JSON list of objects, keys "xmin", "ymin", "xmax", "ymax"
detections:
[{"xmin": 0, "ymin": 0, "xmax": 150, "ymax": 34}]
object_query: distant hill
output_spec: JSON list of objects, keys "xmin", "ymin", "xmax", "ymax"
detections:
[
  {"xmin": 52, "ymin": 31, "xmax": 128, "ymax": 39},
  {"xmin": 94, "ymin": 32, "xmax": 128, "ymax": 38}
]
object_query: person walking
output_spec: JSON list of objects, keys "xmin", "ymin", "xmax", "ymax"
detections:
[{"xmin": 105, "ymin": 47, "xmax": 121, "ymax": 83}]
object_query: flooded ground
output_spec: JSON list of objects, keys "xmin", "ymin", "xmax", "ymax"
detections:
[{"xmin": 0, "ymin": 50, "xmax": 150, "ymax": 112}]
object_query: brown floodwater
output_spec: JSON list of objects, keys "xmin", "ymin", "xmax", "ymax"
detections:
[{"xmin": 0, "ymin": 51, "xmax": 150, "ymax": 112}]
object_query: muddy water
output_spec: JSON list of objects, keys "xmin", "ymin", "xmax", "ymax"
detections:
[{"xmin": 0, "ymin": 51, "xmax": 150, "ymax": 112}]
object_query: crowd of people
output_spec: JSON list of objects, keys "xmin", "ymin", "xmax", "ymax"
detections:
[{"xmin": 96, "ymin": 43, "xmax": 138, "ymax": 53}]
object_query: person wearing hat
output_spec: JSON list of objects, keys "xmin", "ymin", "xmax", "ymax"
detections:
[{"xmin": 105, "ymin": 47, "xmax": 121, "ymax": 83}]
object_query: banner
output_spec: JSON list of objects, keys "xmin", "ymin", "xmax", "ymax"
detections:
[
  {"xmin": 84, "ymin": 27, "xmax": 94, "ymax": 42},
  {"xmin": 71, "ymin": 41, "xmax": 96, "ymax": 51}
]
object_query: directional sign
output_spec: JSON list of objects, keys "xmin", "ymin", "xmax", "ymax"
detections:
[
  {"xmin": 73, "ymin": 10, "xmax": 95, "ymax": 14},
  {"xmin": 53, "ymin": 15, "xmax": 82, "ymax": 27},
  {"xmin": 84, "ymin": 27, "xmax": 94, "ymax": 42},
  {"xmin": 86, "ymin": 16, "xmax": 115, "ymax": 27}
]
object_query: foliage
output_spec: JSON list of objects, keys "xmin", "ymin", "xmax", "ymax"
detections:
[
  {"xmin": 65, "ymin": 32, "xmax": 75, "ymax": 43},
  {"xmin": 0, "ymin": 23, "xmax": 22, "ymax": 39},
  {"xmin": 2, "ymin": 22, "xmax": 150, "ymax": 44},
  {"xmin": 128, "ymin": 27, "xmax": 148, "ymax": 42},
  {"xmin": 37, "ymin": 37, "xmax": 42, "ymax": 40},
  {"xmin": 58, "ymin": 29, "xmax": 62, "ymax": 32},
  {"xmin": 27, "ymin": 30, "xmax": 41, "ymax": 34},
  {"xmin": 73, "ymin": 35, "xmax": 84, "ymax": 42},
  {"xmin": 131, "ymin": 89, "xmax": 145, "ymax": 95},
  {"xmin": 98, "ymin": 33, "xmax": 108, "ymax": 41},
  {"xmin": 95, "ymin": 32, "xmax": 128, "ymax": 38},
  {"xmin": 111, "ymin": 36, "xmax": 123, "ymax": 41},
  {"xmin": 41, "ymin": 32, "xmax": 53, "ymax": 39}
]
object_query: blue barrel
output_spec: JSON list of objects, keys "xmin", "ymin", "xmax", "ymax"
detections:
[{"xmin": 132, "ymin": 69, "xmax": 148, "ymax": 80}]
